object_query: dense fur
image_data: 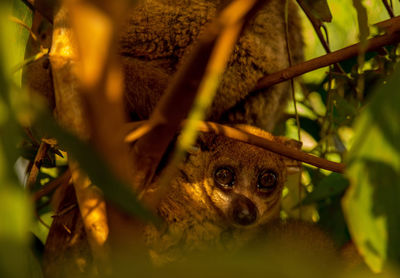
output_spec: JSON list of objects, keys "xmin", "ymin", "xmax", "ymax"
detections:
[
  {"xmin": 144, "ymin": 125, "xmax": 301, "ymax": 264},
  {"xmin": 119, "ymin": 0, "xmax": 303, "ymax": 130}
]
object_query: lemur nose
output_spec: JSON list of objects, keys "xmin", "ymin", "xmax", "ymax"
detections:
[{"xmin": 231, "ymin": 195, "xmax": 258, "ymax": 226}]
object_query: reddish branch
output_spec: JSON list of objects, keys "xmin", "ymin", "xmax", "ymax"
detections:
[
  {"xmin": 125, "ymin": 120, "xmax": 345, "ymax": 173},
  {"xmin": 254, "ymin": 16, "xmax": 400, "ymax": 92},
  {"xmin": 196, "ymin": 121, "xmax": 345, "ymax": 173}
]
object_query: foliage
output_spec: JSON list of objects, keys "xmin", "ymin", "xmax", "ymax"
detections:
[
  {"xmin": 344, "ymin": 65, "xmax": 400, "ymax": 272},
  {"xmin": 1, "ymin": 0, "xmax": 400, "ymax": 277}
]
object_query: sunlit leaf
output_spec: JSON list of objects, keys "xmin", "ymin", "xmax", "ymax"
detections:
[
  {"xmin": 9, "ymin": 0, "xmax": 33, "ymax": 86},
  {"xmin": 30, "ymin": 211, "xmax": 52, "ymax": 244},
  {"xmin": 343, "ymin": 66, "xmax": 400, "ymax": 272},
  {"xmin": 301, "ymin": 173, "xmax": 348, "ymax": 205},
  {"xmin": 0, "ymin": 1, "xmax": 40, "ymax": 276}
]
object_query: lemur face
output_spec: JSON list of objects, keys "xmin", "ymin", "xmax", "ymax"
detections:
[
  {"xmin": 200, "ymin": 131, "xmax": 290, "ymax": 228},
  {"xmin": 209, "ymin": 160, "xmax": 284, "ymax": 227},
  {"xmin": 179, "ymin": 124, "xmax": 301, "ymax": 228}
]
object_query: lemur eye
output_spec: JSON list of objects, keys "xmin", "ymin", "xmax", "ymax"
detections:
[
  {"xmin": 257, "ymin": 170, "xmax": 278, "ymax": 193},
  {"xmin": 214, "ymin": 167, "xmax": 235, "ymax": 188}
]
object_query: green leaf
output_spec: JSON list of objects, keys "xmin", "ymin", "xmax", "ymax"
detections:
[
  {"xmin": 0, "ymin": 179, "xmax": 35, "ymax": 278},
  {"xmin": 9, "ymin": 0, "xmax": 33, "ymax": 86},
  {"xmin": 301, "ymin": 173, "xmax": 349, "ymax": 205},
  {"xmin": 343, "ymin": 66, "xmax": 400, "ymax": 272},
  {"xmin": 0, "ymin": 2, "xmax": 40, "ymax": 277},
  {"xmin": 318, "ymin": 195, "xmax": 350, "ymax": 247},
  {"xmin": 301, "ymin": 0, "xmax": 332, "ymax": 23},
  {"xmin": 30, "ymin": 211, "xmax": 53, "ymax": 244}
]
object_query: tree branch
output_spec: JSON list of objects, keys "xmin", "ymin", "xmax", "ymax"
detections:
[
  {"xmin": 196, "ymin": 121, "xmax": 345, "ymax": 173},
  {"xmin": 254, "ymin": 16, "xmax": 400, "ymax": 92},
  {"xmin": 125, "ymin": 120, "xmax": 345, "ymax": 174}
]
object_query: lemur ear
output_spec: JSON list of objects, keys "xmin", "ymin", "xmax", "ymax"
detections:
[
  {"xmin": 185, "ymin": 132, "xmax": 213, "ymax": 156},
  {"xmin": 278, "ymin": 137, "xmax": 302, "ymax": 175},
  {"xmin": 280, "ymin": 137, "xmax": 302, "ymax": 150}
]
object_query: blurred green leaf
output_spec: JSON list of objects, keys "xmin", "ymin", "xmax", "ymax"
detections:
[
  {"xmin": 344, "ymin": 66, "xmax": 400, "ymax": 272},
  {"xmin": 9, "ymin": 0, "xmax": 33, "ymax": 86},
  {"xmin": 0, "ymin": 2, "xmax": 39, "ymax": 277},
  {"xmin": 301, "ymin": 173, "xmax": 349, "ymax": 205}
]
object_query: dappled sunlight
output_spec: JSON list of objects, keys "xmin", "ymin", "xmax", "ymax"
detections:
[{"xmin": 2, "ymin": 0, "xmax": 400, "ymax": 277}]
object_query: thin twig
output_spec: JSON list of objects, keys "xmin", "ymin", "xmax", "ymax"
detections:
[
  {"xmin": 26, "ymin": 141, "xmax": 50, "ymax": 191},
  {"xmin": 254, "ymin": 16, "xmax": 400, "ymax": 91},
  {"xmin": 285, "ymin": 0, "xmax": 300, "ymax": 141},
  {"xmin": 24, "ymin": 127, "xmax": 40, "ymax": 146},
  {"xmin": 382, "ymin": 0, "xmax": 395, "ymax": 18},
  {"xmin": 285, "ymin": 0, "xmax": 302, "ymax": 219},
  {"xmin": 35, "ymin": 210, "xmax": 51, "ymax": 229},
  {"xmin": 9, "ymin": 16, "xmax": 38, "ymax": 41},
  {"xmin": 32, "ymin": 169, "xmax": 71, "ymax": 202},
  {"xmin": 296, "ymin": 0, "xmax": 345, "ymax": 74},
  {"xmin": 12, "ymin": 48, "xmax": 49, "ymax": 74},
  {"xmin": 296, "ymin": 0, "xmax": 330, "ymax": 53},
  {"xmin": 125, "ymin": 120, "xmax": 345, "ymax": 173}
]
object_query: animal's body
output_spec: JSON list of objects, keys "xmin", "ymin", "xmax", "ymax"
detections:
[
  {"xmin": 119, "ymin": 0, "xmax": 303, "ymax": 131},
  {"xmin": 42, "ymin": 0, "xmax": 311, "ymax": 274},
  {"xmin": 118, "ymin": 1, "xmax": 305, "ymax": 261}
]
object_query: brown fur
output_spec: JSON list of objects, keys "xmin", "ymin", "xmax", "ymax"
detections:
[
  {"xmin": 143, "ymin": 125, "xmax": 301, "ymax": 264},
  {"xmin": 120, "ymin": 0, "xmax": 303, "ymax": 130}
]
